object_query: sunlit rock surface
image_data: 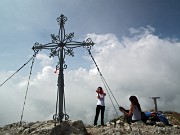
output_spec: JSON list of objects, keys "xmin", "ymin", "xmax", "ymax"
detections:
[{"xmin": 1, "ymin": 112, "xmax": 180, "ymax": 135}]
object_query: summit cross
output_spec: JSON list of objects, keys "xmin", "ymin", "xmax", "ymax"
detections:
[{"xmin": 32, "ymin": 14, "xmax": 94, "ymax": 123}]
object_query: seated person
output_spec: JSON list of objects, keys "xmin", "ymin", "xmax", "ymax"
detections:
[{"xmin": 119, "ymin": 96, "xmax": 142, "ymax": 124}]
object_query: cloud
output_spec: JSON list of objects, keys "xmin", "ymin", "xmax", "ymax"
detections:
[
  {"xmin": 0, "ymin": 26, "xmax": 180, "ymax": 126},
  {"xmin": 87, "ymin": 26, "xmax": 180, "ymax": 112},
  {"xmin": 36, "ymin": 53, "xmax": 53, "ymax": 67},
  {"xmin": 129, "ymin": 25, "xmax": 155, "ymax": 36}
]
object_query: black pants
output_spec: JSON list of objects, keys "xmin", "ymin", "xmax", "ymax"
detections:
[{"xmin": 94, "ymin": 105, "xmax": 105, "ymax": 126}]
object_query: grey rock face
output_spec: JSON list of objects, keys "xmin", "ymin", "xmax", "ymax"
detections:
[{"xmin": 0, "ymin": 120, "xmax": 87, "ymax": 135}]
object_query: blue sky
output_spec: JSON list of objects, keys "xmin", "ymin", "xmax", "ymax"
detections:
[
  {"xmin": 0, "ymin": 0, "xmax": 180, "ymax": 126},
  {"xmin": 1, "ymin": 0, "xmax": 180, "ymax": 70}
]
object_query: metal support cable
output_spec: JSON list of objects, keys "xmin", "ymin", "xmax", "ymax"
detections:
[
  {"xmin": 100, "ymin": 75, "xmax": 119, "ymax": 117},
  {"xmin": 20, "ymin": 56, "xmax": 36, "ymax": 125},
  {"xmin": 101, "ymin": 75, "xmax": 120, "ymax": 107},
  {"xmin": 87, "ymin": 49, "xmax": 120, "ymax": 116},
  {"xmin": 87, "ymin": 50, "xmax": 132, "ymax": 128},
  {"xmin": 0, "ymin": 56, "xmax": 34, "ymax": 87}
]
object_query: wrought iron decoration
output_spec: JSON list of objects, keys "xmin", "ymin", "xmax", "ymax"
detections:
[{"xmin": 32, "ymin": 14, "xmax": 94, "ymax": 123}]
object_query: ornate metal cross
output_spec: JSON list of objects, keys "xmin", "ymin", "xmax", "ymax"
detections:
[{"xmin": 32, "ymin": 14, "xmax": 94, "ymax": 123}]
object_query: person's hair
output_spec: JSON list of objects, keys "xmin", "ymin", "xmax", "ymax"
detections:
[
  {"xmin": 97, "ymin": 87, "xmax": 104, "ymax": 94},
  {"xmin": 98, "ymin": 87, "xmax": 102, "ymax": 90},
  {"xmin": 129, "ymin": 96, "xmax": 142, "ymax": 112}
]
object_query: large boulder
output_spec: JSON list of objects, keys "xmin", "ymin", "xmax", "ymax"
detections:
[{"xmin": 50, "ymin": 120, "xmax": 87, "ymax": 135}]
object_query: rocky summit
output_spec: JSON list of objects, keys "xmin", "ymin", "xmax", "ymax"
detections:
[
  {"xmin": 0, "ymin": 112, "xmax": 180, "ymax": 135},
  {"xmin": 0, "ymin": 120, "xmax": 87, "ymax": 135}
]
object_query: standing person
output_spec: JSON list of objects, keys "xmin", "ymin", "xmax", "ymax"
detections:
[
  {"xmin": 94, "ymin": 87, "xmax": 106, "ymax": 126},
  {"xmin": 119, "ymin": 95, "xmax": 142, "ymax": 123}
]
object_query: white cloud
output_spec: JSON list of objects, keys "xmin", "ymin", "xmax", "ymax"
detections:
[
  {"xmin": 1, "ymin": 26, "xmax": 180, "ymax": 126},
  {"xmin": 129, "ymin": 25, "xmax": 155, "ymax": 37},
  {"xmin": 87, "ymin": 27, "xmax": 180, "ymax": 113},
  {"xmin": 36, "ymin": 53, "xmax": 53, "ymax": 67}
]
